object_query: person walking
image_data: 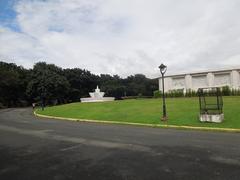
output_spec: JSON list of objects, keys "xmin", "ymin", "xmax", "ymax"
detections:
[{"xmin": 32, "ymin": 102, "xmax": 36, "ymax": 110}]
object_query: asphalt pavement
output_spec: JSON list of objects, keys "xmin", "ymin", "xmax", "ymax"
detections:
[{"xmin": 0, "ymin": 108, "xmax": 240, "ymax": 180}]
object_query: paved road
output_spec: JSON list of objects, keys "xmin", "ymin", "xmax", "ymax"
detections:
[{"xmin": 0, "ymin": 108, "xmax": 240, "ymax": 180}]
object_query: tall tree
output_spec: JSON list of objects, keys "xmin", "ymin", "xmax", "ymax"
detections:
[
  {"xmin": 26, "ymin": 62, "xmax": 70, "ymax": 105},
  {"xmin": 0, "ymin": 62, "xmax": 29, "ymax": 107},
  {"xmin": 63, "ymin": 68, "xmax": 99, "ymax": 102}
]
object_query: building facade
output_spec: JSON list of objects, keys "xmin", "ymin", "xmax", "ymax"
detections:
[{"xmin": 159, "ymin": 68, "xmax": 240, "ymax": 93}]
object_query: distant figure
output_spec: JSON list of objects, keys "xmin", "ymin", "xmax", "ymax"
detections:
[
  {"xmin": 32, "ymin": 103, "xmax": 36, "ymax": 110},
  {"xmin": 41, "ymin": 101, "xmax": 44, "ymax": 111}
]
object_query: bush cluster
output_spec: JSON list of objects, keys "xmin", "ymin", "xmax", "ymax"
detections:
[{"xmin": 153, "ymin": 86, "xmax": 240, "ymax": 98}]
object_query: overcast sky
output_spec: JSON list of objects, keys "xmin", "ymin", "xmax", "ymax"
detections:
[{"xmin": 0, "ymin": 0, "xmax": 240, "ymax": 77}]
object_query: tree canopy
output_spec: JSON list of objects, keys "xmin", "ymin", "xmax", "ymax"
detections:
[{"xmin": 0, "ymin": 61, "xmax": 158, "ymax": 108}]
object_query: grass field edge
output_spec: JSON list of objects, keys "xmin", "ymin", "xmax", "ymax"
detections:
[{"xmin": 34, "ymin": 111, "xmax": 240, "ymax": 133}]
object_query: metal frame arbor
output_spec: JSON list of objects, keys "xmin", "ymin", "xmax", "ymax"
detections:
[
  {"xmin": 198, "ymin": 87, "xmax": 223, "ymax": 114},
  {"xmin": 197, "ymin": 87, "xmax": 224, "ymax": 123}
]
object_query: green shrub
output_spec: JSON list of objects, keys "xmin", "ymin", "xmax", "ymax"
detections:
[
  {"xmin": 231, "ymin": 88, "xmax": 240, "ymax": 96},
  {"xmin": 153, "ymin": 90, "xmax": 162, "ymax": 98},
  {"xmin": 154, "ymin": 86, "xmax": 240, "ymax": 98},
  {"xmin": 166, "ymin": 89, "xmax": 184, "ymax": 98},
  {"xmin": 237, "ymin": 89, "xmax": 240, "ymax": 96},
  {"xmin": 185, "ymin": 89, "xmax": 197, "ymax": 97},
  {"xmin": 221, "ymin": 86, "xmax": 231, "ymax": 96}
]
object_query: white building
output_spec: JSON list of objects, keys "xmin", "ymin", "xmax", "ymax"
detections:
[{"xmin": 159, "ymin": 68, "xmax": 240, "ymax": 93}]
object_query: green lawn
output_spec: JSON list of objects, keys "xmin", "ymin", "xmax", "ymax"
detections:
[{"xmin": 36, "ymin": 96, "xmax": 240, "ymax": 129}]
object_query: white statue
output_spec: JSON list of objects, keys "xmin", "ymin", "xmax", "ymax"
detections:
[
  {"xmin": 89, "ymin": 86, "xmax": 105, "ymax": 98},
  {"xmin": 80, "ymin": 86, "xmax": 115, "ymax": 103}
]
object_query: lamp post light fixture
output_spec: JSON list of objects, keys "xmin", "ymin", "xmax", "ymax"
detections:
[{"xmin": 159, "ymin": 63, "xmax": 167, "ymax": 121}]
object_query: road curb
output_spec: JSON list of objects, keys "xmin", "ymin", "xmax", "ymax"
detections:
[{"xmin": 34, "ymin": 111, "xmax": 240, "ymax": 133}]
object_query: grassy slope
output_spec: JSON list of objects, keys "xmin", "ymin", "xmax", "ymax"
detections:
[{"xmin": 36, "ymin": 96, "xmax": 240, "ymax": 128}]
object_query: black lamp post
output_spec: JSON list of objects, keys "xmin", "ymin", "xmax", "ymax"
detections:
[{"xmin": 159, "ymin": 64, "xmax": 167, "ymax": 121}]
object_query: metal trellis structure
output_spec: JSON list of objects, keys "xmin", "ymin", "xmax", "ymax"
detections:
[{"xmin": 197, "ymin": 87, "xmax": 224, "ymax": 123}]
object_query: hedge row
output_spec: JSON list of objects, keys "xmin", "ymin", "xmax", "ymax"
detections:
[{"xmin": 153, "ymin": 86, "xmax": 240, "ymax": 98}]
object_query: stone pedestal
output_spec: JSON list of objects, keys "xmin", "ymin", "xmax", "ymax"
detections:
[
  {"xmin": 199, "ymin": 114, "xmax": 224, "ymax": 123},
  {"xmin": 80, "ymin": 97, "xmax": 115, "ymax": 103}
]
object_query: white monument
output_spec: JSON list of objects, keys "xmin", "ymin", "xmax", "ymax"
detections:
[{"xmin": 80, "ymin": 86, "xmax": 115, "ymax": 103}]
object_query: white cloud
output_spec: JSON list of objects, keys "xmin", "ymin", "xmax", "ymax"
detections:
[{"xmin": 0, "ymin": 0, "xmax": 240, "ymax": 77}]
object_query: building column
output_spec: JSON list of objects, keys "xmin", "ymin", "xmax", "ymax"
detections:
[
  {"xmin": 159, "ymin": 77, "xmax": 172, "ymax": 92},
  {"xmin": 185, "ymin": 74, "xmax": 192, "ymax": 91},
  {"xmin": 231, "ymin": 70, "xmax": 240, "ymax": 89},
  {"xmin": 159, "ymin": 78, "xmax": 161, "ymax": 91},
  {"xmin": 207, "ymin": 72, "xmax": 214, "ymax": 88}
]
